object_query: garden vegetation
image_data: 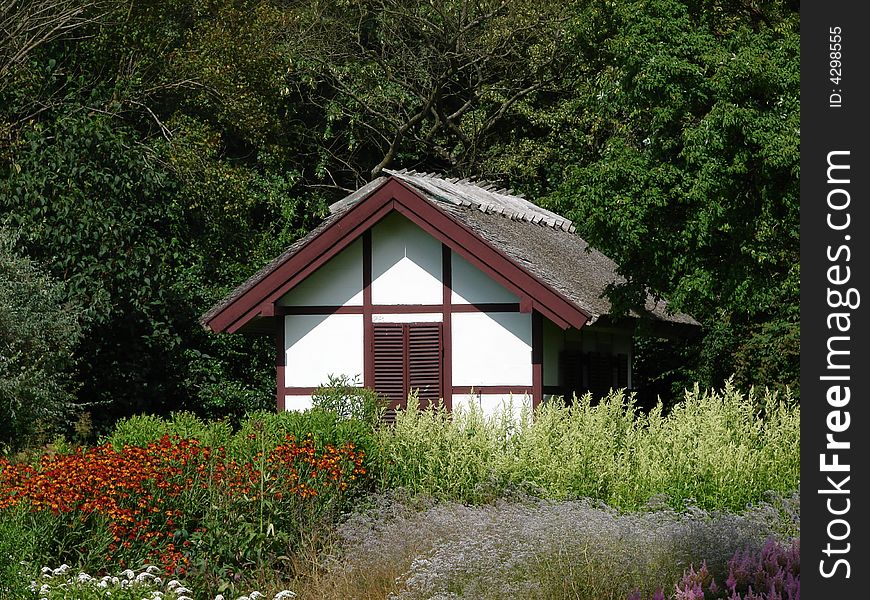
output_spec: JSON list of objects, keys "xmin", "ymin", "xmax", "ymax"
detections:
[
  {"xmin": 1, "ymin": 386, "xmax": 799, "ymax": 599},
  {"xmin": 0, "ymin": 0, "xmax": 800, "ymax": 598},
  {"xmin": 0, "ymin": 0, "xmax": 799, "ymax": 444}
]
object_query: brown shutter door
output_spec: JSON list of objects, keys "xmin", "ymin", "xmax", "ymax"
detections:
[
  {"xmin": 373, "ymin": 322, "xmax": 443, "ymax": 415},
  {"xmin": 373, "ymin": 323, "xmax": 405, "ymax": 408},
  {"xmin": 408, "ymin": 323, "xmax": 442, "ymax": 408}
]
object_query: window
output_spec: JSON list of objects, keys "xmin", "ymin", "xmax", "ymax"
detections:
[
  {"xmin": 558, "ymin": 350, "xmax": 629, "ymax": 401},
  {"xmin": 373, "ymin": 323, "xmax": 442, "ymax": 415}
]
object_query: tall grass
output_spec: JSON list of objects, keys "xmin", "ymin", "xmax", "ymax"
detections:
[{"xmin": 373, "ymin": 383, "xmax": 799, "ymax": 510}]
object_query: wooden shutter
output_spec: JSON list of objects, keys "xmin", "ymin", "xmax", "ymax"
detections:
[
  {"xmin": 408, "ymin": 323, "xmax": 442, "ymax": 407},
  {"xmin": 373, "ymin": 323, "xmax": 406, "ymax": 407},
  {"xmin": 373, "ymin": 322, "xmax": 442, "ymax": 415}
]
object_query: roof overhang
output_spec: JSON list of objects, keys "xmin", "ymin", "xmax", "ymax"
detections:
[{"xmin": 202, "ymin": 177, "xmax": 591, "ymax": 334}]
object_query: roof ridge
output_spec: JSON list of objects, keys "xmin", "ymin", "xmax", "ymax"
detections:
[
  {"xmin": 383, "ymin": 168, "xmax": 576, "ymax": 232},
  {"xmin": 384, "ymin": 168, "xmax": 520, "ymax": 198}
]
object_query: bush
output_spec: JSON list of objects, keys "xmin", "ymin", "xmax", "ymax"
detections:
[
  {"xmin": 373, "ymin": 385, "xmax": 800, "ymax": 510},
  {"xmin": 0, "ymin": 230, "xmax": 82, "ymax": 451},
  {"xmin": 670, "ymin": 537, "xmax": 800, "ymax": 600},
  {"xmin": 311, "ymin": 375, "xmax": 386, "ymax": 428},
  {"xmin": 104, "ymin": 409, "xmax": 378, "ymax": 463},
  {"xmin": 101, "ymin": 411, "xmax": 233, "ymax": 451},
  {"xmin": 1, "ymin": 419, "xmax": 370, "ymax": 596}
]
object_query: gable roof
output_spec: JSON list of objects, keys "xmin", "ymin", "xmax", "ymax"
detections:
[{"xmin": 201, "ymin": 171, "xmax": 698, "ymax": 334}]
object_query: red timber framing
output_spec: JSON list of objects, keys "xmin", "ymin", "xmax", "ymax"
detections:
[
  {"xmin": 213, "ymin": 176, "xmax": 577, "ymax": 410},
  {"xmin": 275, "ymin": 321, "xmax": 286, "ymax": 410},
  {"xmin": 441, "ymin": 243, "xmax": 453, "ymax": 410},
  {"xmin": 363, "ymin": 230, "xmax": 374, "ymax": 388},
  {"xmin": 203, "ymin": 177, "xmax": 590, "ymax": 335},
  {"xmin": 532, "ymin": 310, "xmax": 544, "ymax": 410}
]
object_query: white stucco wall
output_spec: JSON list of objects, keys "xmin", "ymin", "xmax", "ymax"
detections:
[
  {"xmin": 452, "ymin": 392, "xmax": 531, "ymax": 421},
  {"xmin": 452, "ymin": 312, "xmax": 532, "ymax": 386},
  {"xmin": 372, "ymin": 313, "xmax": 443, "ymax": 323},
  {"xmin": 372, "ymin": 213, "xmax": 442, "ymax": 305},
  {"xmin": 284, "ymin": 395, "xmax": 313, "ymax": 412},
  {"xmin": 451, "ymin": 253, "xmax": 518, "ymax": 304},
  {"xmin": 284, "ymin": 314, "xmax": 364, "ymax": 387},
  {"xmin": 277, "ymin": 238, "xmax": 363, "ymax": 306}
]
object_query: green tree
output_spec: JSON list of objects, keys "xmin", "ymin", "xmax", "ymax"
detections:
[
  {"xmin": 0, "ymin": 229, "xmax": 82, "ymax": 450},
  {"xmin": 0, "ymin": 2, "xmax": 303, "ymax": 426},
  {"xmin": 536, "ymin": 0, "xmax": 800, "ymax": 395}
]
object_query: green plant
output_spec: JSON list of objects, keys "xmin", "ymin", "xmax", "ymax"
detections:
[
  {"xmin": 372, "ymin": 385, "xmax": 799, "ymax": 510},
  {"xmin": 0, "ymin": 430, "xmax": 367, "ymax": 594},
  {"xmin": 0, "ymin": 229, "xmax": 83, "ymax": 451},
  {"xmin": 311, "ymin": 375, "xmax": 386, "ymax": 428}
]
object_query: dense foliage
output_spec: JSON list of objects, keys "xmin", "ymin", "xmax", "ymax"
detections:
[
  {"xmin": 375, "ymin": 386, "xmax": 799, "ymax": 511},
  {"xmin": 0, "ymin": 386, "xmax": 799, "ymax": 597},
  {"xmin": 0, "ymin": 231, "xmax": 82, "ymax": 449},
  {"xmin": 0, "ymin": 0, "xmax": 799, "ymax": 438},
  {"xmin": 539, "ymin": 0, "xmax": 800, "ymax": 395}
]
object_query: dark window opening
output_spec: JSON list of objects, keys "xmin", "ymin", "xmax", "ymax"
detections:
[{"xmin": 557, "ymin": 350, "xmax": 629, "ymax": 401}]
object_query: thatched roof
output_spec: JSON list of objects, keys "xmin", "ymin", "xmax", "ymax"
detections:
[{"xmin": 202, "ymin": 171, "xmax": 698, "ymax": 331}]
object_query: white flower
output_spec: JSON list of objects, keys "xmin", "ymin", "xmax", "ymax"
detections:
[
  {"xmin": 40, "ymin": 567, "xmax": 53, "ymax": 575},
  {"xmin": 78, "ymin": 572, "xmax": 94, "ymax": 583},
  {"xmin": 145, "ymin": 565, "xmax": 162, "ymax": 575},
  {"xmin": 250, "ymin": 593, "xmax": 264, "ymax": 600},
  {"xmin": 135, "ymin": 572, "xmax": 155, "ymax": 583},
  {"xmin": 174, "ymin": 586, "xmax": 193, "ymax": 595},
  {"xmin": 214, "ymin": 595, "xmax": 225, "ymax": 600},
  {"xmin": 122, "ymin": 569, "xmax": 136, "ymax": 580},
  {"xmin": 273, "ymin": 591, "xmax": 297, "ymax": 599},
  {"xmin": 53, "ymin": 564, "xmax": 71, "ymax": 576},
  {"xmin": 166, "ymin": 579, "xmax": 182, "ymax": 591}
]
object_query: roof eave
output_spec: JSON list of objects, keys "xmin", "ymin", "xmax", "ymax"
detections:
[{"xmin": 201, "ymin": 176, "xmax": 592, "ymax": 333}]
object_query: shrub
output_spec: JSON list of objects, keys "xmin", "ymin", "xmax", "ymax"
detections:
[
  {"xmin": 372, "ymin": 395, "xmax": 519, "ymax": 502},
  {"xmin": 373, "ymin": 385, "xmax": 799, "ymax": 510},
  {"xmin": 311, "ymin": 375, "xmax": 386, "ymax": 428},
  {"xmin": 0, "ymin": 432, "xmax": 367, "ymax": 595},
  {"xmin": 104, "ymin": 409, "xmax": 378, "ymax": 467},
  {"xmin": 0, "ymin": 230, "xmax": 82, "ymax": 451},
  {"xmin": 670, "ymin": 537, "xmax": 800, "ymax": 600},
  {"xmin": 101, "ymin": 411, "xmax": 233, "ymax": 451}
]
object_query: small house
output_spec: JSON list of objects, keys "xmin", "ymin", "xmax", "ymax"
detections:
[{"xmin": 201, "ymin": 170, "xmax": 697, "ymax": 417}]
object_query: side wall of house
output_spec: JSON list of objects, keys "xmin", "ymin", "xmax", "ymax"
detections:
[{"xmin": 543, "ymin": 320, "xmax": 634, "ymax": 400}]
